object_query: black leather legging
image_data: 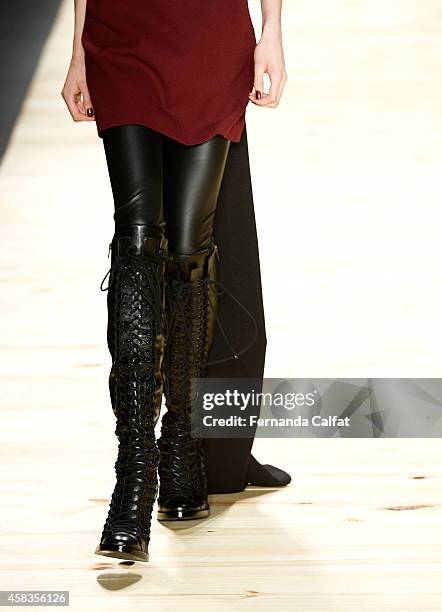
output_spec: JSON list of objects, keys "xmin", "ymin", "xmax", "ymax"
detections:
[{"xmin": 101, "ymin": 124, "xmax": 231, "ymax": 254}]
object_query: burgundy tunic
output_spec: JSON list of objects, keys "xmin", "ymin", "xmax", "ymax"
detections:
[{"xmin": 82, "ymin": 0, "xmax": 256, "ymax": 144}]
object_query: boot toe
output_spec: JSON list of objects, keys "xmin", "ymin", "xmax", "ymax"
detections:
[
  {"xmin": 101, "ymin": 531, "xmax": 142, "ymax": 547},
  {"xmin": 157, "ymin": 495, "xmax": 210, "ymax": 521},
  {"xmin": 96, "ymin": 531, "xmax": 149, "ymax": 562}
]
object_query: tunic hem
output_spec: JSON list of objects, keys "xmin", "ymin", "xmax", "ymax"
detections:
[{"xmin": 95, "ymin": 104, "xmax": 248, "ymax": 145}]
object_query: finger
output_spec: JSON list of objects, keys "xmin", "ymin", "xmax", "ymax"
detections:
[
  {"xmin": 77, "ymin": 82, "xmax": 95, "ymax": 119},
  {"xmin": 260, "ymin": 71, "xmax": 282, "ymax": 107},
  {"xmin": 62, "ymin": 87, "xmax": 91, "ymax": 122},
  {"xmin": 250, "ymin": 63, "xmax": 265, "ymax": 104},
  {"xmin": 62, "ymin": 88, "xmax": 85, "ymax": 121},
  {"xmin": 74, "ymin": 89, "xmax": 95, "ymax": 121}
]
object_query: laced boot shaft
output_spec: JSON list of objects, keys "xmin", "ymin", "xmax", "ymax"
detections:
[
  {"xmin": 157, "ymin": 244, "xmax": 219, "ymax": 520},
  {"xmin": 95, "ymin": 224, "xmax": 168, "ymax": 561},
  {"xmin": 157, "ymin": 240, "xmax": 260, "ymax": 521},
  {"xmin": 158, "ymin": 247, "xmax": 217, "ymax": 520}
]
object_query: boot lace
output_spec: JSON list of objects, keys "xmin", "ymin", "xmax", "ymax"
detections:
[{"xmin": 98, "ymin": 240, "xmax": 166, "ymax": 539}]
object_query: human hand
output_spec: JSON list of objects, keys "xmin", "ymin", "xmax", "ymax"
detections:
[
  {"xmin": 61, "ymin": 50, "xmax": 95, "ymax": 122},
  {"xmin": 248, "ymin": 32, "xmax": 287, "ymax": 108}
]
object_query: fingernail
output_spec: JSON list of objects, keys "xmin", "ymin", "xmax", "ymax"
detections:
[
  {"xmin": 256, "ymin": 91, "xmax": 262, "ymax": 100},
  {"xmin": 87, "ymin": 107, "xmax": 94, "ymax": 117}
]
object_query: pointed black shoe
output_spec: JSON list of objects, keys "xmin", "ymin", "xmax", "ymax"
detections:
[
  {"xmin": 156, "ymin": 244, "xmax": 222, "ymax": 521},
  {"xmin": 94, "ymin": 224, "xmax": 168, "ymax": 561}
]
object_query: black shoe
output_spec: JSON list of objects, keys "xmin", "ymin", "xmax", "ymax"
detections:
[
  {"xmin": 94, "ymin": 224, "xmax": 168, "ymax": 561},
  {"xmin": 156, "ymin": 244, "xmax": 221, "ymax": 521}
]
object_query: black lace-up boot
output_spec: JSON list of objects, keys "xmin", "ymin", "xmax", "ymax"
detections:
[
  {"xmin": 156, "ymin": 242, "xmax": 221, "ymax": 521},
  {"xmin": 94, "ymin": 224, "xmax": 168, "ymax": 561}
]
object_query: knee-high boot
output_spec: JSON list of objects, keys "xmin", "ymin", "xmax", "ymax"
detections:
[
  {"xmin": 94, "ymin": 223, "xmax": 168, "ymax": 561},
  {"xmin": 156, "ymin": 241, "xmax": 220, "ymax": 521}
]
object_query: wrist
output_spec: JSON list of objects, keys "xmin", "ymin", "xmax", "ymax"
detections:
[
  {"xmin": 261, "ymin": 21, "xmax": 282, "ymax": 41},
  {"xmin": 72, "ymin": 40, "xmax": 85, "ymax": 63}
]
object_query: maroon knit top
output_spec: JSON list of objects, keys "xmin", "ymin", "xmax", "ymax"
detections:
[{"xmin": 81, "ymin": 0, "xmax": 256, "ymax": 145}]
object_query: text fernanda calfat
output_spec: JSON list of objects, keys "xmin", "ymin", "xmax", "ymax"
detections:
[{"xmin": 202, "ymin": 415, "xmax": 351, "ymax": 427}]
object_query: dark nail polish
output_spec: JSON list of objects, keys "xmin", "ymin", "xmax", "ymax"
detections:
[
  {"xmin": 256, "ymin": 91, "xmax": 262, "ymax": 100},
  {"xmin": 87, "ymin": 107, "xmax": 94, "ymax": 117}
]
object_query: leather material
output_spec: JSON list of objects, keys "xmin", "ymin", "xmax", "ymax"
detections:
[
  {"xmin": 162, "ymin": 135, "xmax": 230, "ymax": 254},
  {"xmin": 102, "ymin": 123, "xmax": 230, "ymax": 254},
  {"xmin": 100, "ymin": 123, "xmax": 291, "ymax": 500},
  {"xmin": 157, "ymin": 246, "xmax": 219, "ymax": 520},
  {"xmin": 95, "ymin": 225, "xmax": 168, "ymax": 561}
]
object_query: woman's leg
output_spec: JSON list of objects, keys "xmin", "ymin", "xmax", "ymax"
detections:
[
  {"xmin": 102, "ymin": 123, "xmax": 164, "ymax": 234},
  {"xmin": 95, "ymin": 124, "xmax": 168, "ymax": 561},
  {"xmin": 157, "ymin": 134, "xmax": 231, "ymax": 521},
  {"xmin": 162, "ymin": 134, "xmax": 230, "ymax": 254},
  {"xmin": 101, "ymin": 123, "xmax": 167, "ymax": 425}
]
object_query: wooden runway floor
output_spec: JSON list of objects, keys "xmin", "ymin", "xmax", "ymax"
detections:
[{"xmin": 0, "ymin": 1, "xmax": 441, "ymax": 609}]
